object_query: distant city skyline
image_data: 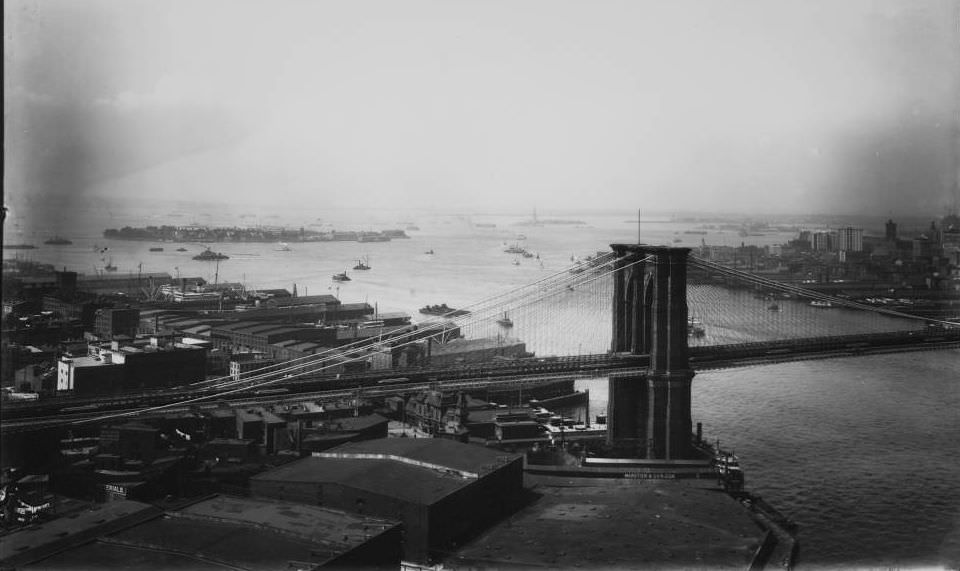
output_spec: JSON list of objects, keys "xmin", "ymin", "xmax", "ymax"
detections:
[{"xmin": 4, "ymin": 0, "xmax": 959, "ymax": 220}]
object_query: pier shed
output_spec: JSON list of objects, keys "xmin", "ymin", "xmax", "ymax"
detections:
[{"xmin": 251, "ymin": 437, "xmax": 525, "ymax": 564}]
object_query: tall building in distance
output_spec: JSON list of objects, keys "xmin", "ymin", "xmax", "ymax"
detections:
[
  {"xmin": 885, "ymin": 219, "xmax": 898, "ymax": 241},
  {"xmin": 837, "ymin": 227, "xmax": 863, "ymax": 252}
]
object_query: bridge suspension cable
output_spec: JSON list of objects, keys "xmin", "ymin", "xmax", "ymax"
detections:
[{"xmin": 80, "ymin": 252, "xmax": 649, "ymax": 425}]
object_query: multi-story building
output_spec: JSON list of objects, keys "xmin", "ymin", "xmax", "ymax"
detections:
[
  {"xmin": 837, "ymin": 227, "xmax": 864, "ymax": 252},
  {"xmin": 57, "ymin": 338, "xmax": 207, "ymax": 394},
  {"xmin": 94, "ymin": 308, "xmax": 141, "ymax": 339}
]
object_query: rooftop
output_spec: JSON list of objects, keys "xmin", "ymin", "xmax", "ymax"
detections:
[
  {"xmin": 432, "ymin": 336, "xmax": 525, "ymax": 354},
  {"xmin": 449, "ymin": 477, "xmax": 764, "ymax": 569},
  {"xmin": 253, "ymin": 438, "xmax": 521, "ymax": 505},
  {"xmin": 7, "ymin": 496, "xmax": 398, "ymax": 570}
]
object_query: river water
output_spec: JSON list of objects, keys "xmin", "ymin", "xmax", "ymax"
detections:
[{"xmin": 5, "ymin": 203, "xmax": 960, "ymax": 567}]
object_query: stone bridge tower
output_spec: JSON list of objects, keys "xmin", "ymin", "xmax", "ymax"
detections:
[{"xmin": 607, "ymin": 244, "xmax": 695, "ymax": 459}]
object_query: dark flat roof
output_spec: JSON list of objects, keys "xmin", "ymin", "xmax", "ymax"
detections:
[
  {"xmin": 21, "ymin": 496, "xmax": 398, "ymax": 570},
  {"xmin": 450, "ymin": 477, "xmax": 764, "ymax": 569}
]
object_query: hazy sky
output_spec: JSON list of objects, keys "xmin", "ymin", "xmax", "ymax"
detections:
[{"xmin": 4, "ymin": 0, "xmax": 959, "ymax": 216}]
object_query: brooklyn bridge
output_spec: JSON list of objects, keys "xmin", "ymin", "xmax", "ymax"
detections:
[{"xmin": 4, "ymin": 244, "xmax": 958, "ymax": 447}]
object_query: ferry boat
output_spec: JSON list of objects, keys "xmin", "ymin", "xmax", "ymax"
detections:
[
  {"xmin": 353, "ymin": 256, "xmax": 371, "ymax": 270},
  {"xmin": 332, "ymin": 271, "xmax": 351, "ymax": 282},
  {"xmin": 193, "ymin": 249, "xmax": 229, "ymax": 261},
  {"xmin": 419, "ymin": 304, "xmax": 469, "ymax": 317},
  {"xmin": 44, "ymin": 236, "xmax": 72, "ymax": 245}
]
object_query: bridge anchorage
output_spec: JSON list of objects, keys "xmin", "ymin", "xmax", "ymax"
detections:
[{"xmin": 607, "ymin": 244, "xmax": 696, "ymax": 460}]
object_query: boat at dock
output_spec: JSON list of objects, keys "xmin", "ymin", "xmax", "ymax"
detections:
[{"xmin": 419, "ymin": 304, "xmax": 469, "ymax": 317}]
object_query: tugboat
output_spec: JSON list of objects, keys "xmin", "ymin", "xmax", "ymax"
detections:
[
  {"xmin": 497, "ymin": 312, "xmax": 513, "ymax": 327},
  {"xmin": 332, "ymin": 271, "xmax": 351, "ymax": 282},
  {"xmin": 687, "ymin": 317, "xmax": 706, "ymax": 337},
  {"xmin": 193, "ymin": 248, "xmax": 229, "ymax": 261},
  {"xmin": 44, "ymin": 236, "xmax": 72, "ymax": 245},
  {"xmin": 713, "ymin": 450, "xmax": 744, "ymax": 492}
]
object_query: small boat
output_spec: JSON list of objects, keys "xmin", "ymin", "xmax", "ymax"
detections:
[
  {"xmin": 672, "ymin": 237, "xmax": 682, "ymax": 243},
  {"xmin": 149, "ymin": 247, "xmax": 164, "ymax": 252},
  {"xmin": 276, "ymin": 242, "xmax": 292, "ymax": 252},
  {"xmin": 332, "ymin": 271, "xmax": 351, "ymax": 282},
  {"xmin": 497, "ymin": 312, "xmax": 513, "ymax": 327},
  {"xmin": 768, "ymin": 303, "xmax": 781, "ymax": 312},
  {"xmin": 353, "ymin": 256, "xmax": 371, "ymax": 270},
  {"xmin": 424, "ymin": 249, "xmax": 434, "ymax": 255},
  {"xmin": 104, "ymin": 257, "xmax": 117, "ymax": 272},
  {"xmin": 176, "ymin": 247, "xmax": 188, "ymax": 252},
  {"xmin": 44, "ymin": 236, "xmax": 72, "ymax": 245}
]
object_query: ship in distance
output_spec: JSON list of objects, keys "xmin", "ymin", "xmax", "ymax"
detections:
[
  {"xmin": 419, "ymin": 304, "xmax": 470, "ymax": 317},
  {"xmin": 44, "ymin": 236, "xmax": 72, "ymax": 245}
]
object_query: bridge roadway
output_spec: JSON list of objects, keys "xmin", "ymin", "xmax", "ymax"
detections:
[{"xmin": 2, "ymin": 329, "xmax": 957, "ymax": 432}]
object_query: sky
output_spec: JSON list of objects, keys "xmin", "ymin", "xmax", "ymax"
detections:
[{"xmin": 4, "ymin": 0, "xmax": 960, "ymax": 218}]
